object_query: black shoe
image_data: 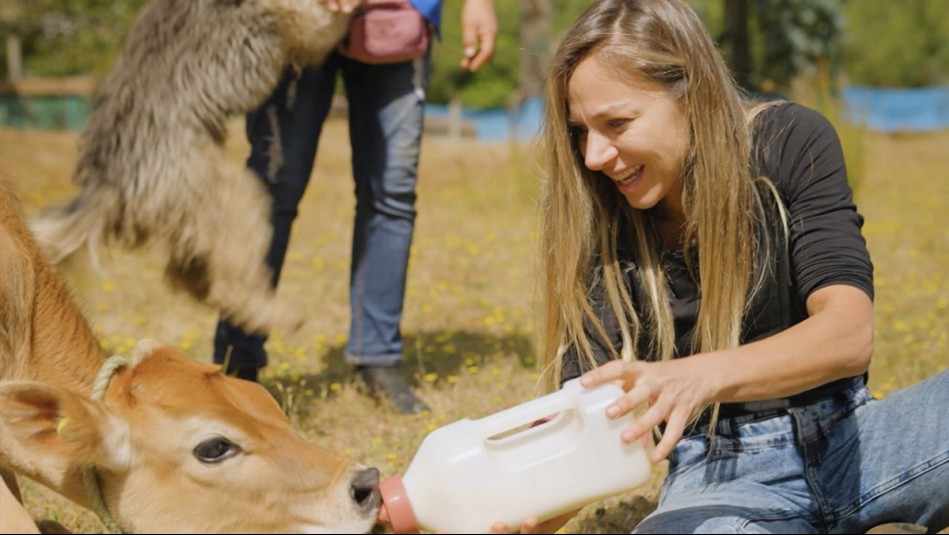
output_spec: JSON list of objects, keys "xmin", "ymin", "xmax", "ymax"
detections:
[{"xmin": 358, "ymin": 366, "xmax": 430, "ymax": 415}]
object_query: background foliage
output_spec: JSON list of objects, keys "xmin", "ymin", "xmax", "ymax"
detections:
[
  {"xmin": 0, "ymin": 0, "xmax": 145, "ymax": 76},
  {"xmin": 841, "ymin": 0, "xmax": 949, "ymax": 87},
  {"xmin": 2, "ymin": 0, "xmax": 948, "ymax": 110}
]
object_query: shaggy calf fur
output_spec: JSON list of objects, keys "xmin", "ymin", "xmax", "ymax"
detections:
[{"xmin": 30, "ymin": 0, "xmax": 357, "ymax": 333}]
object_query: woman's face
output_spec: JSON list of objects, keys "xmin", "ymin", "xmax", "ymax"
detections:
[{"xmin": 567, "ymin": 54, "xmax": 690, "ymax": 219}]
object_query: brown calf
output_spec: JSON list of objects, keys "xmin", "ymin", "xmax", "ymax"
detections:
[{"xmin": 0, "ymin": 175, "xmax": 381, "ymax": 533}]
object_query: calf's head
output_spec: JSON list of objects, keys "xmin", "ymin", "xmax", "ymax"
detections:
[{"xmin": 0, "ymin": 339, "xmax": 380, "ymax": 534}]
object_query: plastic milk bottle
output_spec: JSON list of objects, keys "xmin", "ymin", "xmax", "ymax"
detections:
[{"xmin": 378, "ymin": 378, "xmax": 652, "ymax": 533}]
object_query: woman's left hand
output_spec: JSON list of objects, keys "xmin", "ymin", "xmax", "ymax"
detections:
[{"xmin": 580, "ymin": 358, "xmax": 714, "ymax": 463}]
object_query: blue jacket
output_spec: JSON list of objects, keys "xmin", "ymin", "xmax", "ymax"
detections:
[{"xmin": 409, "ymin": 0, "xmax": 443, "ymax": 35}]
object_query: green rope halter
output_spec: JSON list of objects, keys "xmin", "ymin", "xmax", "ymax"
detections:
[{"xmin": 82, "ymin": 354, "xmax": 130, "ymax": 534}]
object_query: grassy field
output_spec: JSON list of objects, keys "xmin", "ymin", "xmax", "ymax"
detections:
[{"xmin": 1, "ymin": 118, "xmax": 947, "ymax": 533}]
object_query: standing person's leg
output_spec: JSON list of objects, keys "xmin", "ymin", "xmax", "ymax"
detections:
[
  {"xmin": 213, "ymin": 58, "xmax": 340, "ymax": 381},
  {"xmin": 341, "ymin": 54, "xmax": 429, "ymax": 414}
]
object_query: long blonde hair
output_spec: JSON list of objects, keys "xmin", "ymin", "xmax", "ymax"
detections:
[{"xmin": 539, "ymin": 0, "xmax": 780, "ymax": 395}]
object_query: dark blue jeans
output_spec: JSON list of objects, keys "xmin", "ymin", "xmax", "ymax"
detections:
[
  {"xmin": 214, "ymin": 51, "xmax": 429, "ymax": 372},
  {"xmin": 634, "ymin": 371, "xmax": 949, "ymax": 533}
]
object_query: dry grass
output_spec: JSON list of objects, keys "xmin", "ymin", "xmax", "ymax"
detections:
[{"xmin": 0, "ymin": 118, "xmax": 946, "ymax": 534}]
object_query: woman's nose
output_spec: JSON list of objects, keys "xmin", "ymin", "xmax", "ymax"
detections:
[{"xmin": 583, "ymin": 132, "xmax": 617, "ymax": 171}]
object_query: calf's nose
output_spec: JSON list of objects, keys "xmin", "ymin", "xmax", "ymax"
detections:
[{"xmin": 351, "ymin": 467, "xmax": 381, "ymax": 511}]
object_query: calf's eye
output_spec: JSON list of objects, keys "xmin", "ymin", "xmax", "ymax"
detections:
[{"xmin": 193, "ymin": 437, "xmax": 241, "ymax": 463}]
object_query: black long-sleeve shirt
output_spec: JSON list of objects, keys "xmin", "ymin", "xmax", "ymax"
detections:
[{"xmin": 560, "ymin": 102, "xmax": 873, "ymax": 409}]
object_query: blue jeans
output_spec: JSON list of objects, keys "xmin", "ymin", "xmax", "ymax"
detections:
[
  {"xmin": 214, "ymin": 51, "xmax": 429, "ymax": 371},
  {"xmin": 634, "ymin": 371, "xmax": 949, "ymax": 533}
]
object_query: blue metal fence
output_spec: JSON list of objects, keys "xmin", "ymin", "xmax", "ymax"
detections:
[
  {"xmin": 841, "ymin": 86, "xmax": 949, "ymax": 133},
  {"xmin": 428, "ymin": 86, "xmax": 949, "ymax": 142},
  {"xmin": 5, "ymin": 85, "xmax": 948, "ymax": 139}
]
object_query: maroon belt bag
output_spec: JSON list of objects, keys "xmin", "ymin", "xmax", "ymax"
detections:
[{"xmin": 337, "ymin": 0, "xmax": 431, "ymax": 64}]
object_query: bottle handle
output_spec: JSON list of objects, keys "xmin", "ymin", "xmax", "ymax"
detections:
[{"xmin": 473, "ymin": 378, "xmax": 584, "ymax": 439}]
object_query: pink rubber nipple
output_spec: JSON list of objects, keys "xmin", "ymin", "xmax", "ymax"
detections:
[{"xmin": 378, "ymin": 474, "xmax": 420, "ymax": 534}]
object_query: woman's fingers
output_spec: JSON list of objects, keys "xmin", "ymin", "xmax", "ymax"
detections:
[
  {"xmin": 488, "ymin": 517, "xmax": 543, "ymax": 534},
  {"xmin": 489, "ymin": 521, "xmax": 511, "ymax": 533},
  {"xmin": 651, "ymin": 407, "xmax": 689, "ymax": 462},
  {"xmin": 582, "ymin": 359, "xmax": 707, "ymax": 462},
  {"xmin": 580, "ymin": 359, "xmax": 637, "ymax": 389}
]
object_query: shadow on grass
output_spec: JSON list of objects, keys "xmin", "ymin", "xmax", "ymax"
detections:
[
  {"xmin": 262, "ymin": 328, "xmax": 536, "ymax": 408},
  {"xmin": 571, "ymin": 494, "xmax": 658, "ymax": 533}
]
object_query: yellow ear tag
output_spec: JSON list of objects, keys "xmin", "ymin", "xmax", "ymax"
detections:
[{"xmin": 56, "ymin": 417, "xmax": 70, "ymax": 435}]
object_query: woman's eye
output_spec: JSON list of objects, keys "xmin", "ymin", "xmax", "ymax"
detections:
[
  {"xmin": 193, "ymin": 437, "xmax": 241, "ymax": 463},
  {"xmin": 606, "ymin": 118, "xmax": 629, "ymax": 130}
]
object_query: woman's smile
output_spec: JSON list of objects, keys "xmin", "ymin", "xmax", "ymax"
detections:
[{"xmin": 609, "ymin": 164, "xmax": 644, "ymax": 192}]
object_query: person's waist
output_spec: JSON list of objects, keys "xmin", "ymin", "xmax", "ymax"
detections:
[
  {"xmin": 726, "ymin": 375, "xmax": 863, "ymax": 413},
  {"xmin": 691, "ymin": 375, "xmax": 866, "ymax": 429}
]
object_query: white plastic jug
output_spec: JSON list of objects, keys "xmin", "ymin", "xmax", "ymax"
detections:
[{"xmin": 378, "ymin": 378, "xmax": 652, "ymax": 533}]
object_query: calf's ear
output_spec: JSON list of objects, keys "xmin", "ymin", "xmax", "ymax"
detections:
[
  {"xmin": 0, "ymin": 382, "xmax": 131, "ymax": 472},
  {"xmin": 130, "ymin": 338, "xmax": 162, "ymax": 365}
]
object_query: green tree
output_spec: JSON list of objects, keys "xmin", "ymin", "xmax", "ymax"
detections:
[
  {"xmin": 1, "ymin": 0, "xmax": 146, "ymax": 78},
  {"xmin": 702, "ymin": 0, "xmax": 845, "ymax": 94},
  {"xmin": 429, "ymin": 0, "xmax": 590, "ymax": 110},
  {"xmin": 429, "ymin": 0, "xmax": 521, "ymax": 109},
  {"xmin": 706, "ymin": 0, "xmax": 949, "ymax": 93},
  {"xmin": 519, "ymin": 0, "xmax": 550, "ymax": 102},
  {"xmin": 842, "ymin": 0, "xmax": 949, "ymax": 87},
  {"xmin": 5, "ymin": 0, "xmax": 947, "ymax": 110},
  {"xmin": 755, "ymin": 0, "xmax": 845, "ymax": 91}
]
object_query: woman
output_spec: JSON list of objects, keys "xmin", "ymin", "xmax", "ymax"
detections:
[{"xmin": 495, "ymin": 0, "xmax": 949, "ymax": 533}]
